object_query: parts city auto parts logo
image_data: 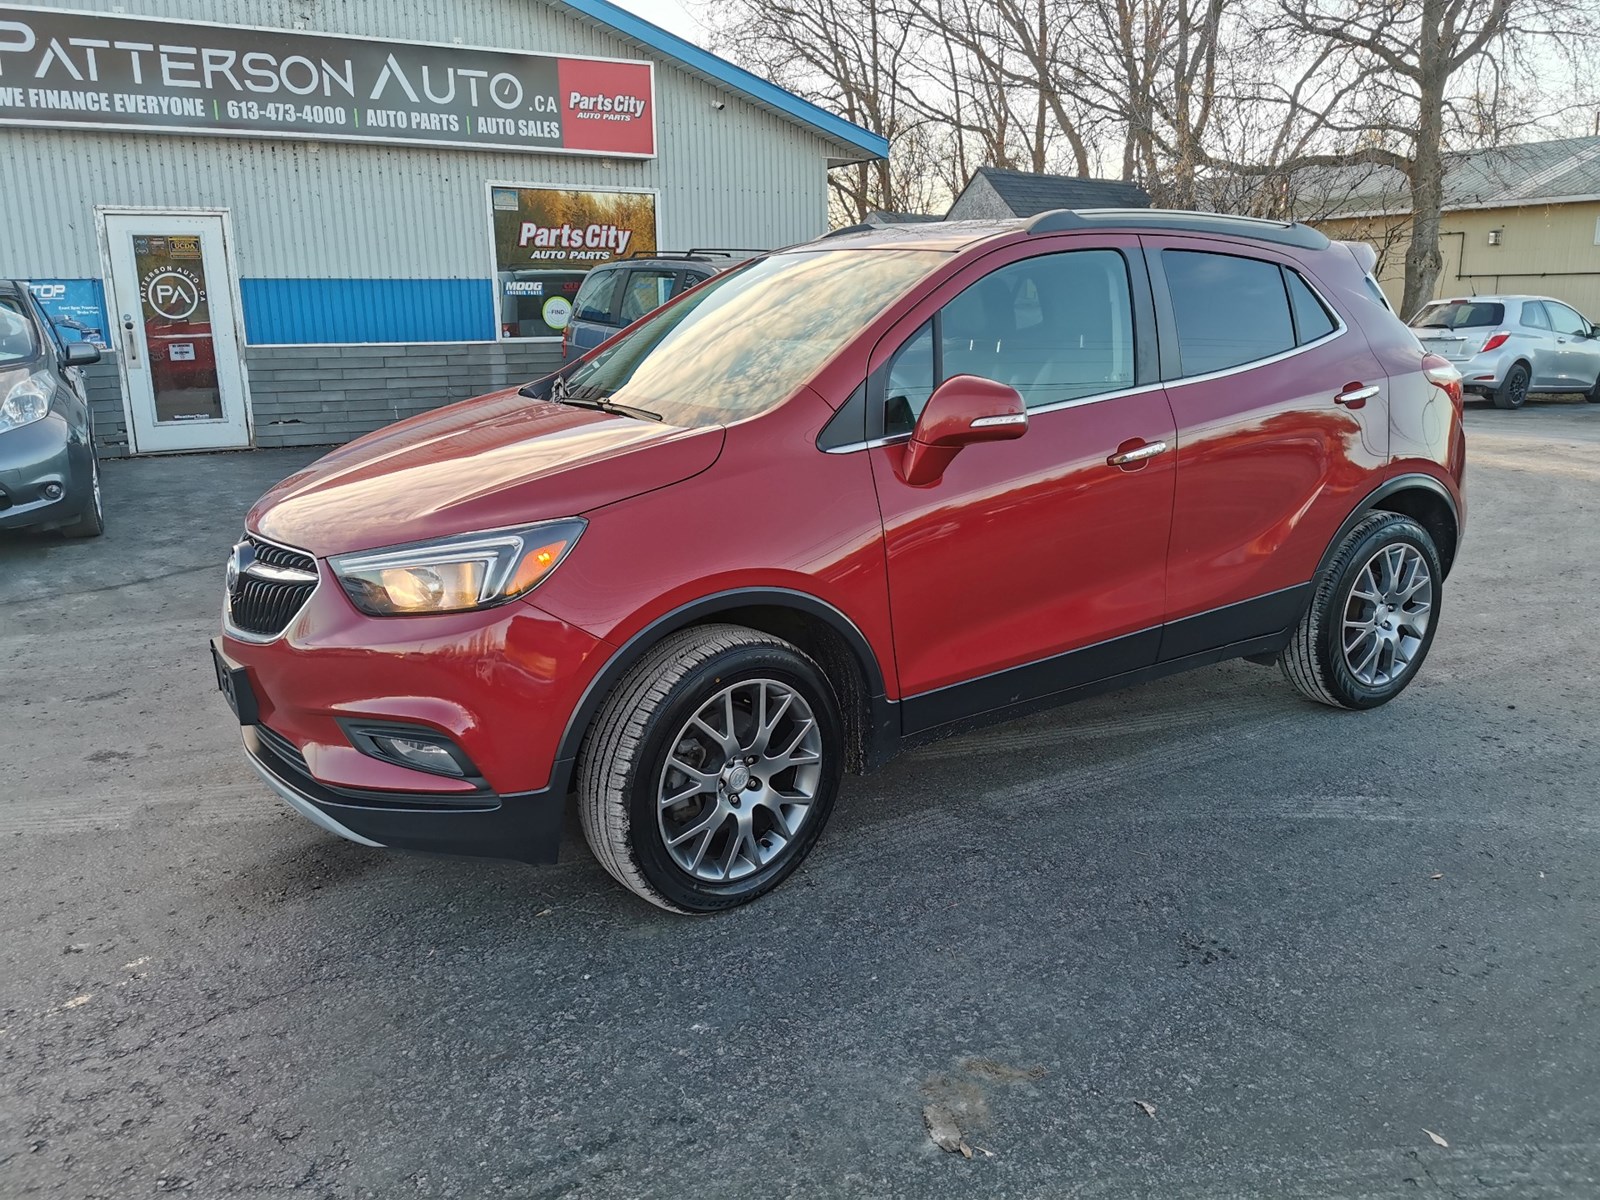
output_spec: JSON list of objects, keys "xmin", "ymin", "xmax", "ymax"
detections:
[{"xmin": 141, "ymin": 265, "xmax": 206, "ymax": 321}]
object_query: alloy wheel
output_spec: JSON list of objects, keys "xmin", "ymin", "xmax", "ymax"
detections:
[
  {"xmin": 656, "ymin": 678, "xmax": 824, "ymax": 883},
  {"xmin": 1342, "ymin": 544, "xmax": 1433, "ymax": 687}
]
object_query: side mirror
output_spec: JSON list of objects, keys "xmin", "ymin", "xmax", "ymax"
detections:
[
  {"xmin": 63, "ymin": 342, "xmax": 101, "ymax": 367},
  {"xmin": 899, "ymin": 374, "xmax": 1027, "ymax": 486}
]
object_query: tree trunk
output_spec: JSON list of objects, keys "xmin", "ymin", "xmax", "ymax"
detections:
[{"xmin": 1400, "ymin": 0, "xmax": 1448, "ymax": 320}]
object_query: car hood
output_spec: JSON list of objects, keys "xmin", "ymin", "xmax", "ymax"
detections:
[{"xmin": 249, "ymin": 388, "xmax": 725, "ymax": 557}]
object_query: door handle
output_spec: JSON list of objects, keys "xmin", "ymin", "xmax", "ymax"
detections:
[
  {"xmin": 1334, "ymin": 383, "xmax": 1379, "ymax": 408},
  {"xmin": 1107, "ymin": 440, "xmax": 1169, "ymax": 467},
  {"xmin": 121, "ymin": 314, "xmax": 140, "ymax": 366}
]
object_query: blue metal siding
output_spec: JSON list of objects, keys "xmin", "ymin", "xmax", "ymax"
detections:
[{"xmin": 239, "ymin": 279, "xmax": 495, "ymax": 344}]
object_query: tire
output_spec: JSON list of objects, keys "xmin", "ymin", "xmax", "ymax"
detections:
[
  {"xmin": 1585, "ymin": 371, "xmax": 1600, "ymax": 403},
  {"xmin": 1493, "ymin": 362, "xmax": 1530, "ymax": 409},
  {"xmin": 1279, "ymin": 512, "xmax": 1443, "ymax": 710},
  {"xmin": 577, "ymin": 624, "xmax": 845, "ymax": 913},
  {"xmin": 59, "ymin": 446, "xmax": 104, "ymax": 539}
]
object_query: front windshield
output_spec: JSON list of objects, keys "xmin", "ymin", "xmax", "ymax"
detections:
[
  {"xmin": 0, "ymin": 301, "xmax": 37, "ymax": 365},
  {"xmin": 562, "ymin": 249, "xmax": 947, "ymax": 425}
]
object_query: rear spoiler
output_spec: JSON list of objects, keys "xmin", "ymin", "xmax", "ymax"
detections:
[{"xmin": 1339, "ymin": 240, "xmax": 1379, "ymax": 274}]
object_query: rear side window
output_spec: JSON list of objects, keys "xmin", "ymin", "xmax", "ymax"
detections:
[
  {"xmin": 1162, "ymin": 250, "xmax": 1294, "ymax": 375},
  {"xmin": 573, "ymin": 269, "xmax": 623, "ymax": 323},
  {"xmin": 619, "ymin": 270, "xmax": 678, "ymax": 324},
  {"xmin": 1285, "ymin": 272, "xmax": 1337, "ymax": 343},
  {"xmin": 1412, "ymin": 301, "xmax": 1504, "ymax": 329},
  {"xmin": 1521, "ymin": 301, "xmax": 1551, "ymax": 330}
]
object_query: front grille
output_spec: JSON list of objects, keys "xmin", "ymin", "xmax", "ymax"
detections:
[{"xmin": 227, "ymin": 534, "xmax": 319, "ymax": 639}]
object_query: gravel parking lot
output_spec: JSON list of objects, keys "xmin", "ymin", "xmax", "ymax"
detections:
[{"xmin": 3, "ymin": 399, "xmax": 1598, "ymax": 1198}]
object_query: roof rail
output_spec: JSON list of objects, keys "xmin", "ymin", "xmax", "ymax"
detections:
[
  {"xmin": 626, "ymin": 248, "xmax": 768, "ymax": 259},
  {"xmin": 1025, "ymin": 207, "xmax": 1329, "ymax": 250},
  {"xmin": 821, "ymin": 223, "xmax": 875, "ymax": 239}
]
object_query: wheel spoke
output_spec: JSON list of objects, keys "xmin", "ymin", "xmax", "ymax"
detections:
[{"xmin": 656, "ymin": 676, "xmax": 826, "ymax": 884}]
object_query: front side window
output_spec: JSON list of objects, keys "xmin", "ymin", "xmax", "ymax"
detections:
[
  {"xmin": 620, "ymin": 270, "xmax": 678, "ymax": 324},
  {"xmin": 1545, "ymin": 301, "xmax": 1591, "ymax": 337},
  {"xmin": 1163, "ymin": 250, "xmax": 1294, "ymax": 375},
  {"xmin": 884, "ymin": 250, "xmax": 1135, "ymax": 435}
]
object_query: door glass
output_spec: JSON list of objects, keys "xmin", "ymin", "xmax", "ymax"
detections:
[
  {"xmin": 620, "ymin": 270, "xmax": 678, "ymax": 323},
  {"xmin": 133, "ymin": 233, "xmax": 220, "ymax": 422},
  {"xmin": 572, "ymin": 268, "xmax": 624, "ymax": 323},
  {"xmin": 940, "ymin": 250, "xmax": 1134, "ymax": 408},
  {"xmin": 1162, "ymin": 250, "xmax": 1295, "ymax": 375},
  {"xmin": 1545, "ymin": 302, "xmax": 1589, "ymax": 336}
]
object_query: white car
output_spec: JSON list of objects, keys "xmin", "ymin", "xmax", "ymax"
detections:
[{"xmin": 1409, "ymin": 295, "xmax": 1600, "ymax": 410}]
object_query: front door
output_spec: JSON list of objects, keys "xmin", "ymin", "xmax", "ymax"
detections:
[
  {"xmin": 101, "ymin": 211, "xmax": 250, "ymax": 453},
  {"xmin": 867, "ymin": 240, "xmax": 1177, "ymax": 733}
]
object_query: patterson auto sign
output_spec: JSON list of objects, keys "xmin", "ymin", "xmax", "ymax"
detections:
[{"xmin": 0, "ymin": 6, "xmax": 656, "ymax": 157}]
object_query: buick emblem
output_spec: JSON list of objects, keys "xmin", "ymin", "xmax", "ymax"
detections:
[{"xmin": 226, "ymin": 540, "xmax": 253, "ymax": 596}]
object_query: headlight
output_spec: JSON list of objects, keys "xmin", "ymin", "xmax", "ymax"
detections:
[
  {"xmin": 0, "ymin": 371, "xmax": 52, "ymax": 434},
  {"xmin": 329, "ymin": 519, "xmax": 585, "ymax": 616}
]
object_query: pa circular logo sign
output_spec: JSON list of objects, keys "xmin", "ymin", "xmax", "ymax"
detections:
[
  {"xmin": 542, "ymin": 296, "xmax": 573, "ymax": 331},
  {"xmin": 142, "ymin": 267, "xmax": 205, "ymax": 321}
]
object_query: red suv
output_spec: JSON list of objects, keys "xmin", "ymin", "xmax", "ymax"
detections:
[{"xmin": 213, "ymin": 210, "xmax": 1465, "ymax": 913}]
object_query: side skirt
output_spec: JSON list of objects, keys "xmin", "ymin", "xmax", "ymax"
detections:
[{"xmin": 899, "ymin": 631, "xmax": 1294, "ymax": 754}]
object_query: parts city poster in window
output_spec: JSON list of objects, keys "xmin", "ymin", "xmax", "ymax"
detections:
[{"xmin": 489, "ymin": 185, "xmax": 657, "ymax": 339}]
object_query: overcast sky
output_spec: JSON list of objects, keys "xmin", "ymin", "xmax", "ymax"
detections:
[{"xmin": 610, "ymin": 0, "xmax": 708, "ymax": 44}]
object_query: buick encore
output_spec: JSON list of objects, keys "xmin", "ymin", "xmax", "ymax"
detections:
[{"xmin": 213, "ymin": 210, "xmax": 1467, "ymax": 913}]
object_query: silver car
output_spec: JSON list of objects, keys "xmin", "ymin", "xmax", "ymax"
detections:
[{"xmin": 1409, "ymin": 294, "xmax": 1600, "ymax": 410}]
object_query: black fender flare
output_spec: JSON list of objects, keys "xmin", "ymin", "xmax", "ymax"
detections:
[
  {"xmin": 1312, "ymin": 473, "xmax": 1460, "ymax": 587},
  {"xmin": 548, "ymin": 587, "xmax": 891, "ymax": 794}
]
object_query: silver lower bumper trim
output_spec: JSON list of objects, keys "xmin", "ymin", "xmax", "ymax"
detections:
[{"xmin": 244, "ymin": 743, "xmax": 385, "ymax": 848}]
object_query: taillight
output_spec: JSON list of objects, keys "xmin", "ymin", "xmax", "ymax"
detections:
[
  {"xmin": 1422, "ymin": 352, "xmax": 1463, "ymax": 408},
  {"xmin": 1481, "ymin": 331, "xmax": 1510, "ymax": 352},
  {"xmin": 501, "ymin": 323, "xmax": 517, "ymax": 339},
  {"xmin": 561, "ymin": 324, "xmax": 570, "ymax": 357}
]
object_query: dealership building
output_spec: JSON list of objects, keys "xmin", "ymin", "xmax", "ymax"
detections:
[{"xmin": 0, "ymin": 1, "xmax": 886, "ymax": 455}]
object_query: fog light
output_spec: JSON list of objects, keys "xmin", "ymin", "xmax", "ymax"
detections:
[
  {"xmin": 43, "ymin": 482, "xmax": 63, "ymax": 499},
  {"xmin": 371, "ymin": 734, "xmax": 466, "ymax": 776}
]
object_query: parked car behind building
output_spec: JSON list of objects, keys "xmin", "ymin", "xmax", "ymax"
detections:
[
  {"xmin": 0, "ymin": 280, "xmax": 104, "ymax": 537},
  {"xmin": 1409, "ymin": 294, "xmax": 1600, "ymax": 409},
  {"xmin": 561, "ymin": 251, "xmax": 762, "ymax": 363}
]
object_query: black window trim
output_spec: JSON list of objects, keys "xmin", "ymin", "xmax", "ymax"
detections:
[{"xmin": 1143, "ymin": 243, "xmax": 1347, "ymax": 385}]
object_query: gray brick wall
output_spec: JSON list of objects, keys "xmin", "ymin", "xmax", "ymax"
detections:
[{"xmin": 86, "ymin": 341, "xmax": 564, "ymax": 458}]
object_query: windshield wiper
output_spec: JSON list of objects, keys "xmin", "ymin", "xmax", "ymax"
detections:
[{"xmin": 557, "ymin": 391, "xmax": 664, "ymax": 422}]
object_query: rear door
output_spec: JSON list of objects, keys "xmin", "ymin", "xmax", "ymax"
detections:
[{"xmin": 1145, "ymin": 238, "xmax": 1389, "ymax": 656}]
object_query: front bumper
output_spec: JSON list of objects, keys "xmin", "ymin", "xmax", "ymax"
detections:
[
  {"xmin": 0, "ymin": 413, "xmax": 87, "ymax": 532},
  {"xmin": 243, "ymin": 724, "xmax": 564, "ymax": 863}
]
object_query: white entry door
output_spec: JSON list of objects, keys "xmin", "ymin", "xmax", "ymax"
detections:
[{"xmin": 101, "ymin": 211, "xmax": 251, "ymax": 453}]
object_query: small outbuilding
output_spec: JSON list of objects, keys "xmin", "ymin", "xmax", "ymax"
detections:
[{"xmin": 945, "ymin": 168, "xmax": 1152, "ymax": 221}]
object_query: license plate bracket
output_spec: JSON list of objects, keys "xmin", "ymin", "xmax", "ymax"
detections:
[{"xmin": 210, "ymin": 638, "xmax": 260, "ymax": 726}]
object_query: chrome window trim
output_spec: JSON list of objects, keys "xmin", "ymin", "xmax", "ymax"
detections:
[
  {"xmin": 823, "ymin": 264, "xmax": 1349, "ymax": 455},
  {"xmin": 222, "ymin": 531, "xmax": 322, "ymax": 646}
]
